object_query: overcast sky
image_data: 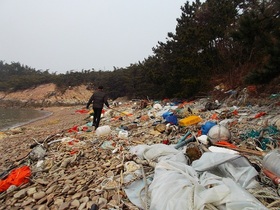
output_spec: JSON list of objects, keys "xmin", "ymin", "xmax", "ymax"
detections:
[{"xmin": 0, "ymin": 0, "xmax": 189, "ymax": 74}]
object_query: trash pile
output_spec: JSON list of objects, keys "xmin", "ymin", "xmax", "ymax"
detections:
[{"xmin": 0, "ymin": 94, "xmax": 280, "ymax": 210}]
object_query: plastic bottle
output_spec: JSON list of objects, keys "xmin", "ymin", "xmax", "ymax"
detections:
[
  {"xmin": 118, "ymin": 130, "xmax": 128, "ymax": 139},
  {"xmin": 262, "ymin": 149, "xmax": 280, "ymax": 177},
  {"xmin": 95, "ymin": 125, "xmax": 111, "ymax": 137}
]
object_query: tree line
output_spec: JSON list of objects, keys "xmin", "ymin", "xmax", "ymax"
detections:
[{"xmin": 0, "ymin": 0, "xmax": 279, "ymax": 100}]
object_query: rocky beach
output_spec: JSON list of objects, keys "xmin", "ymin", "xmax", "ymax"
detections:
[
  {"xmin": 0, "ymin": 85, "xmax": 280, "ymax": 209},
  {"xmin": 0, "ymin": 106, "xmax": 88, "ymax": 173}
]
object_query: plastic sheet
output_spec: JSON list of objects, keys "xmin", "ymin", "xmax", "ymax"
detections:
[
  {"xmin": 142, "ymin": 144, "xmax": 187, "ymax": 163},
  {"xmin": 130, "ymin": 144, "xmax": 187, "ymax": 163},
  {"xmin": 192, "ymin": 152, "xmax": 260, "ymax": 189},
  {"xmin": 208, "ymin": 146, "xmax": 239, "ymax": 155},
  {"xmin": 149, "ymin": 154, "xmax": 266, "ymax": 210},
  {"xmin": 149, "ymin": 159, "xmax": 267, "ymax": 210},
  {"xmin": 127, "ymin": 146, "xmax": 267, "ymax": 210},
  {"xmin": 262, "ymin": 149, "xmax": 280, "ymax": 177},
  {"xmin": 123, "ymin": 169, "xmax": 153, "ymax": 209}
]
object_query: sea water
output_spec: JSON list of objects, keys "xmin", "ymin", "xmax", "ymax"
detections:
[{"xmin": 0, "ymin": 107, "xmax": 51, "ymax": 131}]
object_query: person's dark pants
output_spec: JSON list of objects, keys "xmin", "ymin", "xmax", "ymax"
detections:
[{"xmin": 93, "ymin": 107, "xmax": 102, "ymax": 129}]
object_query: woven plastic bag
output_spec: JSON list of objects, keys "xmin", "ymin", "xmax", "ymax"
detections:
[{"xmin": 0, "ymin": 165, "xmax": 31, "ymax": 192}]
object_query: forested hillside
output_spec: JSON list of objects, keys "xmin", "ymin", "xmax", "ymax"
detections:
[{"xmin": 1, "ymin": 0, "xmax": 279, "ymax": 100}]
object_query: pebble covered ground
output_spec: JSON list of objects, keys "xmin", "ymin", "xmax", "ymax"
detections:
[{"xmin": 0, "ymin": 95, "xmax": 280, "ymax": 210}]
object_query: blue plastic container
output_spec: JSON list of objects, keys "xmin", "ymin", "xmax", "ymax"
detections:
[
  {"xmin": 165, "ymin": 115, "xmax": 178, "ymax": 125},
  {"xmin": 202, "ymin": 121, "xmax": 216, "ymax": 135},
  {"xmin": 162, "ymin": 111, "xmax": 173, "ymax": 119}
]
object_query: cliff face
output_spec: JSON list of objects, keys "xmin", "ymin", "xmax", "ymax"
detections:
[{"xmin": 0, "ymin": 84, "xmax": 93, "ymax": 107}]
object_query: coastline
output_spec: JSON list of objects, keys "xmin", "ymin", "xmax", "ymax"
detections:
[
  {"xmin": 0, "ymin": 108, "xmax": 53, "ymax": 132},
  {"xmin": 0, "ymin": 98, "xmax": 279, "ymax": 209},
  {"xmin": 0, "ymin": 105, "xmax": 88, "ymax": 172}
]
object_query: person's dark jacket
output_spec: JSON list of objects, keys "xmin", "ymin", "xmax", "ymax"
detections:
[{"xmin": 86, "ymin": 90, "xmax": 109, "ymax": 109}]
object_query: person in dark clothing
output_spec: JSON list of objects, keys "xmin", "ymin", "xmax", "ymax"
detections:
[{"xmin": 86, "ymin": 86, "xmax": 110, "ymax": 129}]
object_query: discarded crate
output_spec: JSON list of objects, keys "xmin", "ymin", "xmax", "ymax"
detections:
[{"xmin": 179, "ymin": 115, "xmax": 202, "ymax": 127}]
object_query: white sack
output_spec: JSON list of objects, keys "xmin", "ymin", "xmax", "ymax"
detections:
[
  {"xmin": 149, "ymin": 159, "xmax": 267, "ymax": 210},
  {"xmin": 130, "ymin": 144, "xmax": 187, "ymax": 163},
  {"xmin": 192, "ymin": 152, "xmax": 260, "ymax": 189}
]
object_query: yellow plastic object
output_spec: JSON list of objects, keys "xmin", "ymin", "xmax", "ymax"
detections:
[{"xmin": 179, "ymin": 115, "xmax": 202, "ymax": 127}]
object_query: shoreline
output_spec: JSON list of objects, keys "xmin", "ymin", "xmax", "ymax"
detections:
[
  {"xmin": 18, "ymin": 105, "xmax": 87, "ymax": 130},
  {"xmin": 0, "ymin": 99, "xmax": 279, "ymax": 209},
  {"xmin": 0, "ymin": 105, "xmax": 88, "ymax": 170},
  {"xmin": 0, "ymin": 108, "xmax": 53, "ymax": 132}
]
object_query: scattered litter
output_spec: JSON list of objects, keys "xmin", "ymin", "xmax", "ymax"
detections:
[{"xmin": 0, "ymin": 94, "xmax": 279, "ymax": 209}]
